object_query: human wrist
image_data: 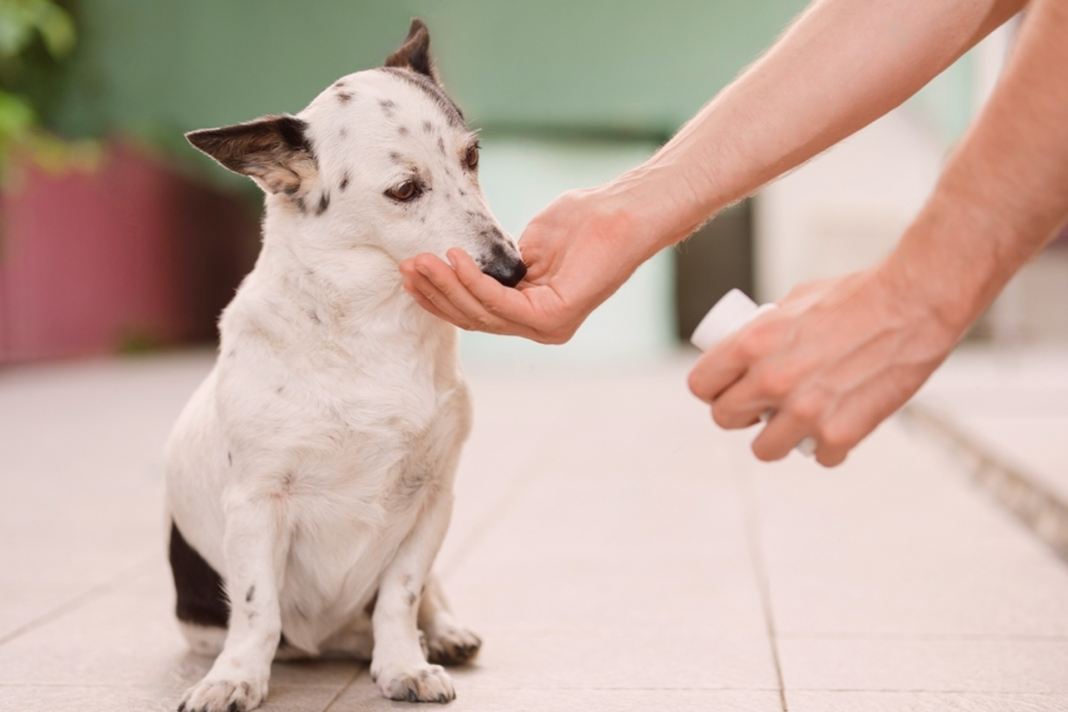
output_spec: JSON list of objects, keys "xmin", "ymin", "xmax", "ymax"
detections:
[
  {"xmin": 883, "ymin": 197, "xmax": 1009, "ymax": 339},
  {"xmin": 598, "ymin": 160, "xmax": 719, "ymax": 257}
]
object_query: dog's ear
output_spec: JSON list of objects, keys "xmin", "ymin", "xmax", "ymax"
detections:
[
  {"xmin": 385, "ymin": 18, "xmax": 439, "ymax": 84},
  {"xmin": 186, "ymin": 115, "xmax": 317, "ymax": 196}
]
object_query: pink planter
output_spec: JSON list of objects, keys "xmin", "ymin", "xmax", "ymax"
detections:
[{"xmin": 0, "ymin": 143, "xmax": 258, "ymax": 364}]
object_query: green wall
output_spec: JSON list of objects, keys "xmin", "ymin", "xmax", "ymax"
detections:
[{"xmin": 53, "ymin": 0, "xmax": 810, "ymax": 146}]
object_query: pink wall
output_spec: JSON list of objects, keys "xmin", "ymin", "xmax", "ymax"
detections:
[{"xmin": 0, "ymin": 143, "xmax": 258, "ymax": 363}]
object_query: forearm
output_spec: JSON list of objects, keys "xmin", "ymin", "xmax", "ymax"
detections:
[
  {"xmin": 889, "ymin": 0, "xmax": 1068, "ymax": 333},
  {"xmin": 609, "ymin": 0, "xmax": 1025, "ymax": 253}
]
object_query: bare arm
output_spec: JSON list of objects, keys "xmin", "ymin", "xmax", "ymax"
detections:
[
  {"xmin": 401, "ymin": 0, "xmax": 1026, "ymax": 343},
  {"xmin": 632, "ymin": 0, "xmax": 1027, "ymax": 248},
  {"xmin": 689, "ymin": 0, "xmax": 1068, "ymax": 465}
]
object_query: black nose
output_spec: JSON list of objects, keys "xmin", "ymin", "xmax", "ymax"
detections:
[{"xmin": 483, "ymin": 258, "xmax": 526, "ymax": 288}]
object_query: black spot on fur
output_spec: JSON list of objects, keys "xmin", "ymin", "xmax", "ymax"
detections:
[
  {"xmin": 334, "ymin": 80, "xmax": 347, "ymax": 88},
  {"xmin": 339, "ymin": 126, "xmax": 348, "ymax": 138},
  {"xmin": 406, "ymin": 590, "xmax": 418, "ymax": 607},
  {"xmin": 276, "ymin": 385, "xmax": 285, "ymax": 394},
  {"xmin": 246, "ymin": 586, "xmax": 256, "ymax": 603},
  {"xmin": 458, "ymin": 188, "xmax": 466, "ymax": 197},
  {"xmin": 316, "ymin": 192, "xmax": 330, "ymax": 216},
  {"xmin": 437, "ymin": 137, "xmax": 446, "ymax": 155},
  {"xmin": 337, "ymin": 91, "xmax": 353, "ymax": 103},
  {"xmin": 379, "ymin": 98, "xmax": 397, "ymax": 116},
  {"xmin": 169, "ymin": 520, "xmax": 229, "ymax": 629},
  {"xmin": 389, "ymin": 151, "xmax": 402, "ymax": 163},
  {"xmin": 228, "ymin": 451, "xmax": 233, "ymax": 466},
  {"xmin": 339, "ymin": 173, "xmax": 349, "ymax": 191},
  {"xmin": 397, "ymin": 125, "xmax": 410, "ymax": 137},
  {"xmin": 308, "ymin": 310, "xmax": 321, "ymax": 325},
  {"xmin": 295, "ymin": 196, "xmax": 307, "ymax": 214},
  {"xmin": 422, "ymin": 120, "xmax": 433, "ymax": 134}
]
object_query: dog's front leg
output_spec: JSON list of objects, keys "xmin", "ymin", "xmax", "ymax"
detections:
[
  {"xmin": 180, "ymin": 495, "xmax": 287, "ymax": 712},
  {"xmin": 371, "ymin": 492, "xmax": 456, "ymax": 703}
]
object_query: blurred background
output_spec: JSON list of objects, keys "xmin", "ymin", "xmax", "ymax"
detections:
[{"xmin": 0, "ymin": 0, "xmax": 1063, "ymax": 367}]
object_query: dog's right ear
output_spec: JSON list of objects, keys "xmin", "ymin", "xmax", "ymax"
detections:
[{"xmin": 186, "ymin": 115, "xmax": 317, "ymax": 196}]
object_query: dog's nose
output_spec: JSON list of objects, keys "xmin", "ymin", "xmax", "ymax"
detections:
[
  {"xmin": 483, "ymin": 258, "xmax": 527, "ymax": 288},
  {"xmin": 480, "ymin": 237, "xmax": 526, "ymax": 288}
]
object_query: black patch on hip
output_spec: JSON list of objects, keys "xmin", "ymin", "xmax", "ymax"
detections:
[{"xmin": 168, "ymin": 519, "xmax": 229, "ymax": 629}]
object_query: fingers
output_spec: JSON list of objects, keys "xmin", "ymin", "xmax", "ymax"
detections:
[
  {"xmin": 446, "ymin": 249, "xmax": 540, "ymax": 325},
  {"xmin": 750, "ymin": 408, "xmax": 818, "ymax": 462},
  {"xmin": 401, "ymin": 265, "xmax": 474, "ymax": 329},
  {"xmin": 401, "ymin": 252, "xmax": 542, "ymax": 338},
  {"xmin": 687, "ymin": 343, "xmax": 749, "ymax": 406}
]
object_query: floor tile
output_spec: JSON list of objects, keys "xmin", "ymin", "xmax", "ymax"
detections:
[
  {"xmin": 749, "ymin": 420, "xmax": 1068, "ymax": 637},
  {"xmin": 333, "ymin": 681, "xmax": 783, "ymax": 711},
  {"xmin": 0, "ymin": 683, "xmax": 347, "ymax": 712},
  {"xmin": 788, "ymin": 690, "xmax": 1068, "ymax": 712},
  {"xmin": 449, "ymin": 626, "xmax": 777, "ymax": 691},
  {"xmin": 779, "ymin": 637, "xmax": 1068, "ymax": 693}
]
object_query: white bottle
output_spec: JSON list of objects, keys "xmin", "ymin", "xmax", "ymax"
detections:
[{"xmin": 690, "ymin": 289, "xmax": 816, "ymax": 457}]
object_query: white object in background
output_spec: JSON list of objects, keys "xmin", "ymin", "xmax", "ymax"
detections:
[{"xmin": 690, "ymin": 289, "xmax": 817, "ymax": 457}]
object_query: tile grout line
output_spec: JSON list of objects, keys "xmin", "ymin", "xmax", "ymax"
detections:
[
  {"xmin": 0, "ymin": 553, "xmax": 158, "ymax": 648},
  {"xmin": 733, "ymin": 462, "xmax": 789, "ymax": 712},
  {"xmin": 902, "ymin": 404, "xmax": 1068, "ymax": 565},
  {"xmin": 319, "ymin": 665, "xmax": 364, "ymax": 712}
]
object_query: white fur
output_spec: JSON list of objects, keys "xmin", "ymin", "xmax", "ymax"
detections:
[{"xmin": 166, "ymin": 65, "xmax": 514, "ymax": 710}]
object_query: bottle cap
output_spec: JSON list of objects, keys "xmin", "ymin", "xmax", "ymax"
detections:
[{"xmin": 690, "ymin": 289, "xmax": 761, "ymax": 351}]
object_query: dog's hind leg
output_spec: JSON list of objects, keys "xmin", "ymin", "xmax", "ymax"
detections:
[
  {"xmin": 169, "ymin": 520, "xmax": 229, "ymax": 657},
  {"xmin": 178, "ymin": 499, "xmax": 288, "ymax": 712},
  {"xmin": 418, "ymin": 575, "xmax": 481, "ymax": 666}
]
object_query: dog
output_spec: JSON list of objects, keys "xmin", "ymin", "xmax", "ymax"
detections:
[{"xmin": 164, "ymin": 20, "xmax": 524, "ymax": 711}]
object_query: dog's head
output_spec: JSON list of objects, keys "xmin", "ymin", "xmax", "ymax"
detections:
[{"xmin": 185, "ymin": 20, "xmax": 526, "ymax": 288}]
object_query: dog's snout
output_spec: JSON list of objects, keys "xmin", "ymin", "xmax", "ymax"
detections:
[{"xmin": 481, "ymin": 240, "xmax": 526, "ymax": 288}]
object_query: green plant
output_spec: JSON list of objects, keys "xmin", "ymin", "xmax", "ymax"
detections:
[{"xmin": 0, "ymin": 0, "xmax": 94, "ymax": 179}]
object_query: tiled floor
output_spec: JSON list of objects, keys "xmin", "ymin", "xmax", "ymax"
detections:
[{"xmin": 1, "ymin": 349, "xmax": 1067, "ymax": 711}]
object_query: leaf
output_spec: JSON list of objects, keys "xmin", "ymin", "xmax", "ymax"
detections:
[
  {"xmin": 0, "ymin": 88, "xmax": 36, "ymax": 140},
  {"xmin": 36, "ymin": 2, "xmax": 74, "ymax": 58},
  {"xmin": 0, "ymin": 0, "xmax": 75, "ymax": 60}
]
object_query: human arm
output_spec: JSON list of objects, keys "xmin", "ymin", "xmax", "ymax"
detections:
[
  {"xmin": 400, "ymin": 0, "xmax": 1025, "ymax": 342},
  {"xmin": 689, "ymin": 0, "xmax": 1068, "ymax": 466}
]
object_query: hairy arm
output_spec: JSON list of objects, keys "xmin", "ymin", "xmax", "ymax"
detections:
[
  {"xmin": 401, "ymin": 0, "xmax": 1026, "ymax": 342},
  {"xmin": 689, "ymin": 0, "xmax": 1068, "ymax": 465}
]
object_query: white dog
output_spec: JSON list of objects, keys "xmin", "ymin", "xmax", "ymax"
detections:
[{"xmin": 164, "ymin": 20, "xmax": 524, "ymax": 711}]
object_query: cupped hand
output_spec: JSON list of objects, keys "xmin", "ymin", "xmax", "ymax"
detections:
[
  {"xmin": 687, "ymin": 261, "xmax": 963, "ymax": 467},
  {"xmin": 399, "ymin": 186, "xmax": 658, "ymax": 344}
]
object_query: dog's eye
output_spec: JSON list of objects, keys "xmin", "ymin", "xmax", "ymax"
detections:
[
  {"xmin": 387, "ymin": 181, "xmax": 419, "ymax": 202},
  {"xmin": 464, "ymin": 146, "xmax": 479, "ymax": 170}
]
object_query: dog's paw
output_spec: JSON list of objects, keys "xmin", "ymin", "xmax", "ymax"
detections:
[
  {"xmin": 425, "ymin": 624, "xmax": 481, "ymax": 666},
  {"xmin": 178, "ymin": 677, "xmax": 267, "ymax": 712},
  {"xmin": 372, "ymin": 663, "xmax": 455, "ymax": 703}
]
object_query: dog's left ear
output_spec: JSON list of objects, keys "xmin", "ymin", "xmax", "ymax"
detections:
[
  {"xmin": 385, "ymin": 19, "xmax": 439, "ymax": 84},
  {"xmin": 186, "ymin": 114, "xmax": 317, "ymax": 196}
]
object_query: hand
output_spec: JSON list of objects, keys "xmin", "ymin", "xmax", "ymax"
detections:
[
  {"xmin": 687, "ymin": 260, "xmax": 963, "ymax": 467},
  {"xmin": 399, "ymin": 186, "xmax": 660, "ymax": 344}
]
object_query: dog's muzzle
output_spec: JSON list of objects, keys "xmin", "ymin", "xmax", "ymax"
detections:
[{"xmin": 481, "ymin": 241, "xmax": 527, "ymax": 288}]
